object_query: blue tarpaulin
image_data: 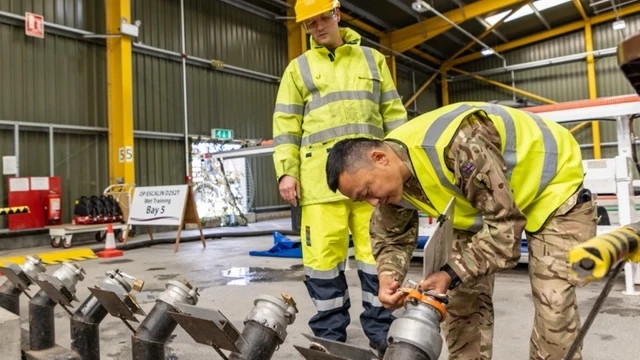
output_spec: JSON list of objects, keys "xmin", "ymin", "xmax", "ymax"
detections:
[{"xmin": 250, "ymin": 232, "xmax": 529, "ymax": 259}]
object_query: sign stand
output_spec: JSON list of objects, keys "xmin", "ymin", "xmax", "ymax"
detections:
[
  {"xmin": 123, "ymin": 185, "xmax": 205, "ymax": 253},
  {"xmin": 174, "ymin": 186, "xmax": 206, "ymax": 252}
]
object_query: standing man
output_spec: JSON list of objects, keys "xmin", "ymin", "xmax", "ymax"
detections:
[
  {"xmin": 272, "ymin": 0, "xmax": 407, "ymax": 355},
  {"xmin": 325, "ymin": 102, "xmax": 598, "ymax": 359}
]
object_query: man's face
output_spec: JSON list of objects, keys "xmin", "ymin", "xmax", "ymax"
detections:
[
  {"xmin": 337, "ymin": 150, "xmax": 405, "ymax": 207},
  {"xmin": 304, "ymin": 9, "xmax": 341, "ymax": 48}
]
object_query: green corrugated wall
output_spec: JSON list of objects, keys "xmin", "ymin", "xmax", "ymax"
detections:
[{"xmin": 2, "ymin": 0, "xmax": 639, "ymax": 228}]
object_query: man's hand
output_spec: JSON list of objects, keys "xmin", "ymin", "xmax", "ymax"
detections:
[
  {"xmin": 278, "ymin": 175, "xmax": 300, "ymax": 207},
  {"xmin": 378, "ymin": 273, "xmax": 406, "ymax": 309},
  {"xmin": 419, "ymin": 271, "xmax": 453, "ymax": 294}
]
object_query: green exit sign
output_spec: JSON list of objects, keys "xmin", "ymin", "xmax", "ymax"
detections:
[{"xmin": 212, "ymin": 128, "xmax": 234, "ymax": 140}]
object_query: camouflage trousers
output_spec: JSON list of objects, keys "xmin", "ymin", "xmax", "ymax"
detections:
[{"xmin": 443, "ymin": 191, "xmax": 597, "ymax": 360}]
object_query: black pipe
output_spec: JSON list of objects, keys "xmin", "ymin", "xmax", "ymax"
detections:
[
  {"xmin": 0, "ymin": 281, "xmax": 22, "ymax": 316},
  {"xmin": 384, "ymin": 342, "xmax": 431, "ymax": 360},
  {"xmin": 70, "ymin": 294, "xmax": 109, "ymax": 360},
  {"xmin": 229, "ymin": 320, "xmax": 281, "ymax": 360},
  {"xmin": 29, "ymin": 289, "xmax": 56, "ymax": 351},
  {"xmin": 132, "ymin": 300, "xmax": 179, "ymax": 360}
]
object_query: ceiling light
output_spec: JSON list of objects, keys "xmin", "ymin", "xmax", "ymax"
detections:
[
  {"xmin": 481, "ymin": 48, "xmax": 495, "ymax": 56},
  {"xmin": 613, "ymin": 20, "xmax": 626, "ymax": 30},
  {"xmin": 411, "ymin": 0, "xmax": 430, "ymax": 13}
]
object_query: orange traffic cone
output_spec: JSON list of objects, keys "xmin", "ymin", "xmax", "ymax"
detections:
[{"xmin": 97, "ymin": 223, "xmax": 123, "ymax": 258}]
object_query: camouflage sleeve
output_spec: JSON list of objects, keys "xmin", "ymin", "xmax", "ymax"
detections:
[
  {"xmin": 444, "ymin": 112, "xmax": 527, "ymax": 283},
  {"xmin": 370, "ymin": 203, "xmax": 419, "ymax": 283}
]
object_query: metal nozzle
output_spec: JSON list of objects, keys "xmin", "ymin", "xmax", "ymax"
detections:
[
  {"xmin": 52, "ymin": 262, "xmax": 86, "ymax": 293},
  {"xmin": 103, "ymin": 270, "xmax": 145, "ymax": 293},
  {"xmin": 157, "ymin": 280, "xmax": 199, "ymax": 307},
  {"xmin": 132, "ymin": 279, "xmax": 145, "ymax": 292},
  {"xmin": 21, "ymin": 255, "xmax": 47, "ymax": 281}
]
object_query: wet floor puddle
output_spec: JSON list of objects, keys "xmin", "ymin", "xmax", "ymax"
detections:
[{"xmin": 219, "ymin": 264, "xmax": 303, "ymax": 285}]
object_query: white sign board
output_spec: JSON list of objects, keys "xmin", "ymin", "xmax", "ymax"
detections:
[
  {"xmin": 30, "ymin": 177, "xmax": 50, "ymax": 191},
  {"xmin": 3, "ymin": 156, "xmax": 17, "ymax": 175},
  {"xmin": 9, "ymin": 178, "xmax": 29, "ymax": 192},
  {"xmin": 128, "ymin": 185, "xmax": 189, "ymax": 226}
]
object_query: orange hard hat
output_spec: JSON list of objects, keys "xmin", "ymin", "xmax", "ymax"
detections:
[{"xmin": 295, "ymin": 0, "xmax": 341, "ymax": 23}]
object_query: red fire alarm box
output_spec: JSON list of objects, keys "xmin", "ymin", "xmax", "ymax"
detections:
[{"xmin": 7, "ymin": 177, "xmax": 62, "ymax": 230}]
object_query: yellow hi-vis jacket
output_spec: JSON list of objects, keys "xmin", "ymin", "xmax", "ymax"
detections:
[
  {"xmin": 386, "ymin": 102, "xmax": 584, "ymax": 233},
  {"xmin": 273, "ymin": 28, "xmax": 407, "ymax": 206}
]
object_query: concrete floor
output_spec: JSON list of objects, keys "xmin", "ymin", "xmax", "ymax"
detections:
[{"xmin": 4, "ymin": 235, "xmax": 640, "ymax": 360}]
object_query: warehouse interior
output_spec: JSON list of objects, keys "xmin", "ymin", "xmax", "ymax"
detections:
[{"xmin": 1, "ymin": 0, "xmax": 640, "ymax": 359}]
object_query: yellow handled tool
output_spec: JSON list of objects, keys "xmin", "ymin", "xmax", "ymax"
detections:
[{"xmin": 568, "ymin": 223, "xmax": 640, "ymax": 282}]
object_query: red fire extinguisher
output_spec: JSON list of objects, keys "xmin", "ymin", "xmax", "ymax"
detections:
[{"xmin": 45, "ymin": 190, "xmax": 61, "ymax": 224}]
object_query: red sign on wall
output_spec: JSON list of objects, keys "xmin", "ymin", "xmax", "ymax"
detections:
[{"xmin": 25, "ymin": 12, "xmax": 44, "ymax": 39}]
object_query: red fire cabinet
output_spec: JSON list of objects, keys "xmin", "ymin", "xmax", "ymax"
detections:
[{"xmin": 7, "ymin": 177, "xmax": 62, "ymax": 230}]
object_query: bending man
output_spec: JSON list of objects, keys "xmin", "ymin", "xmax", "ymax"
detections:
[{"xmin": 325, "ymin": 102, "xmax": 597, "ymax": 359}]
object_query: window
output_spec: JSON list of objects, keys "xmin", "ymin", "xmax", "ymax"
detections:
[{"xmin": 484, "ymin": 0, "xmax": 572, "ymax": 26}]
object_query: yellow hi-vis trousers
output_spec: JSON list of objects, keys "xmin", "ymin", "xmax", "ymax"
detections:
[{"xmin": 300, "ymin": 199, "xmax": 394, "ymax": 343}]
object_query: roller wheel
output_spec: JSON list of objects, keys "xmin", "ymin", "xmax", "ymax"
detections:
[
  {"xmin": 95, "ymin": 231, "xmax": 106, "ymax": 242},
  {"xmin": 115, "ymin": 229, "xmax": 125, "ymax": 242},
  {"xmin": 51, "ymin": 237, "xmax": 61, "ymax": 248}
]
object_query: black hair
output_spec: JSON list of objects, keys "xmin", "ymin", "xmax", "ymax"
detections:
[{"xmin": 326, "ymin": 137, "xmax": 385, "ymax": 192}]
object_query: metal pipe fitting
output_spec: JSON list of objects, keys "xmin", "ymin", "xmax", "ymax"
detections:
[
  {"xmin": 22, "ymin": 255, "xmax": 47, "ymax": 281},
  {"xmin": 384, "ymin": 300, "xmax": 444, "ymax": 360},
  {"xmin": 230, "ymin": 293, "xmax": 298, "ymax": 360},
  {"xmin": 71, "ymin": 270, "xmax": 143, "ymax": 360},
  {"xmin": 0, "ymin": 282, "xmax": 22, "ymax": 316},
  {"xmin": 29, "ymin": 262, "xmax": 86, "ymax": 351},
  {"xmin": 52, "ymin": 262, "xmax": 86, "ymax": 294},
  {"xmin": 384, "ymin": 341, "xmax": 432, "ymax": 360},
  {"xmin": 156, "ymin": 280, "xmax": 199, "ymax": 307},
  {"xmin": 0, "ymin": 255, "xmax": 47, "ymax": 316},
  {"xmin": 29, "ymin": 290, "xmax": 57, "ymax": 351},
  {"xmin": 132, "ymin": 280, "xmax": 198, "ymax": 360}
]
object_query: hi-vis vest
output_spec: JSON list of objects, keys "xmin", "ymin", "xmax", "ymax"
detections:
[
  {"xmin": 272, "ymin": 28, "xmax": 407, "ymax": 206},
  {"xmin": 386, "ymin": 102, "xmax": 584, "ymax": 233}
]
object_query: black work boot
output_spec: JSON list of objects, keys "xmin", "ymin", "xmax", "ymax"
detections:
[{"xmin": 369, "ymin": 339, "xmax": 388, "ymax": 358}]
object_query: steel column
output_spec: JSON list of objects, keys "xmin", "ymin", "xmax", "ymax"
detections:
[
  {"xmin": 49, "ymin": 126, "xmax": 54, "ymax": 176},
  {"xmin": 585, "ymin": 22, "xmax": 602, "ymax": 159},
  {"xmin": 106, "ymin": 0, "xmax": 135, "ymax": 184},
  {"xmin": 286, "ymin": 0, "xmax": 306, "ymax": 62},
  {"xmin": 441, "ymin": 72, "xmax": 449, "ymax": 106},
  {"xmin": 389, "ymin": 55, "xmax": 397, "ymax": 85},
  {"xmin": 13, "ymin": 124, "xmax": 19, "ymax": 177},
  {"xmin": 411, "ymin": 71, "xmax": 418, "ymax": 113},
  {"xmin": 180, "ymin": 0, "xmax": 190, "ymax": 181}
]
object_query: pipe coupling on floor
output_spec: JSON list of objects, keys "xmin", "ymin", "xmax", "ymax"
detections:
[
  {"xmin": 157, "ymin": 280, "xmax": 199, "ymax": 307},
  {"xmin": 245, "ymin": 292, "xmax": 298, "ymax": 343},
  {"xmin": 386, "ymin": 300, "xmax": 443, "ymax": 360}
]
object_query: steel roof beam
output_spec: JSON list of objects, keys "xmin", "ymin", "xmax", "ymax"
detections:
[
  {"xmin": 388, "ymin": 0, "xmax": 527, "ymax": 53},
  {"xmin": 452, "ymin": 1, "xmax": 640, "ymax": 65}
]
